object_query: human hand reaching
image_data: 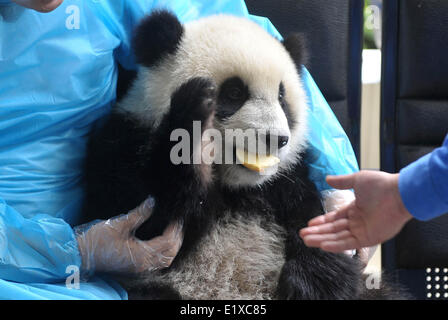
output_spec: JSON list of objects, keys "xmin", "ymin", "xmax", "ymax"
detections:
[
  {"xmin": 300, "ymin": 171, "xmax": 413, "ymax": 253},
  {"xmin": 321, "ymin": 189, "xmax": 377, "ymax": 265},
  {"xmin": 75, "ymin": 197, "xmax": 183, "ymax": 275}
]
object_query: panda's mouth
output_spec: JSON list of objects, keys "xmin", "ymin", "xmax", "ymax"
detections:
[{"xmin": 233, "ymin": 147, "xmax": 280, "ymax": 173}]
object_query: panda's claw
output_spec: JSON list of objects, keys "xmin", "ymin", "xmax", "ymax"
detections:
[
  {"xmin": 203, "ymin": 85, "xmax": 217, "ymax": 100},
  {"xmin": 204, "ymin": 98, "xmax": 215, "ymax": 109},
  {"xmin": 169, "ymin": 77, "xmax": 217, "ymax": 128}
]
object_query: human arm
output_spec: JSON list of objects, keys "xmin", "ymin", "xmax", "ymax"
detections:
[
  {"xmin": 321, "ymin": 189, "xmax": 377, "ymax": 264},
  {"xmin": 299, "ymin": 171, "xmax": 412, "ymax": 252},
  {"xmin": 299, "ymin": 135, "xmax": 448, "ymax": 252},
  {"xmin": 399, "ymin": 134, "xmax": 448, "ymax": 221},
  {"xmin": 76, "ymin": 197, "xmax": 183, "ymax": 275},
  {"xmin": 0, "ymin": 197, "xmax": 183, "ymax": 283}
]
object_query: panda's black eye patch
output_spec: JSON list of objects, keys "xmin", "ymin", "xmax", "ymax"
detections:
[
  {"xmin": 279, "ymin": 82, "xmax": 285, "ymax": 101},
  {"xmin": 279, "ymin": 81, "xmax": 295, "ymax": 130},
  {"xmin": 216, "ymin": 77, "xmax": 249, "ymax": 120}
]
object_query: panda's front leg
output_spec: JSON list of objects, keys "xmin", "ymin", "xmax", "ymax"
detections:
[
  {"xmin": 276, "ymin": 229, "xmax": 364, "ymax": 300},
  {"xmin": 136, "ymin": 77, "xmax": 217, "ymax": 239},
  {"xmin": 147, "ymin": 77, "xmax": 217, "ymax": 195}
]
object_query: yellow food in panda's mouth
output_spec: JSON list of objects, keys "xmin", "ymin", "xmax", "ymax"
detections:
[{"xmin": 235, "ymin": 148, "xmax": 280, "ymax": 172}]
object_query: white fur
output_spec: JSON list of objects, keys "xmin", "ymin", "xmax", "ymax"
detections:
[
  {"xmin": 119, "ymin": 14, "xmax": 309, "ymax": 187},
  {"xmin": 161, "ymin": 214, "xmax": 286, "ymax": 299}
]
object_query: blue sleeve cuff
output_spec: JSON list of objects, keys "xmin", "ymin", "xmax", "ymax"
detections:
[
  {"xmin": 399, "ymin": 152, "xmax": 448, "ymax": 221},
  {"xmin": 0, "ymin": 199, "xmax": 82, "ymax": 283}
]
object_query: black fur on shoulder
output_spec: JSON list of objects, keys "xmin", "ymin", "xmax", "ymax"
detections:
[
  {"xmin": 81, "ymin": 112, "xmax": 155, "ymax": 224},
  {"xmin": 282, "ymin": 33, "xmax": 308, "ymax": 73},
  {"xmin": 133, "ymin": 10, "xmax": 184, "ymax": 67}
]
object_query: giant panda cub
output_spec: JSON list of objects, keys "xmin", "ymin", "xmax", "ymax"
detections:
[{"xmin": 83, "ymin": 10, "xmax": 402, "ymax": 300}]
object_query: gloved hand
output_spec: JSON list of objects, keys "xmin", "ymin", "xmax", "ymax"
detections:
[
  {"xmin": 321, "ymin": 189, "xmax": 377, "ymax": 267},
  {"xmin": 75, "ymin": 197, "xmax": 183, "ymax": 276}
]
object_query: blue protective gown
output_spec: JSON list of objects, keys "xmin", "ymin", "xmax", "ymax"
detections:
[{"xmin": 0, "ymin": 0, "xmax": 358, "ymax": 299}]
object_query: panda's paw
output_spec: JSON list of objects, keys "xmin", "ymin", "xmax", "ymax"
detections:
[{"xmin": 169, "ymin": 77, "xmax": 217, "ymax": 130}]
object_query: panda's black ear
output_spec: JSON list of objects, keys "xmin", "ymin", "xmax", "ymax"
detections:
[
  {"xmin": 282, "ymin": 33, "xmax": 308, "ymax": 72},
  {"xmin": 133, "ymin": 10, "xmax": 184, "ymax": 67}
]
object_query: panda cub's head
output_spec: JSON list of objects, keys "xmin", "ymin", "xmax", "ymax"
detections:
[{"xmin": 119, "ymin": 10, "xmax": 309, "ymax": 188}]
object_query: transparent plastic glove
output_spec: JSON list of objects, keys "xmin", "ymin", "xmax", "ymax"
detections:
[
  {"xmin": 321, "ymin": 189, "xmax": 377, "ymax": 266},
  {"xmin": 75, "ymin": 197, "xmax": 183, "ymax": 276}
]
